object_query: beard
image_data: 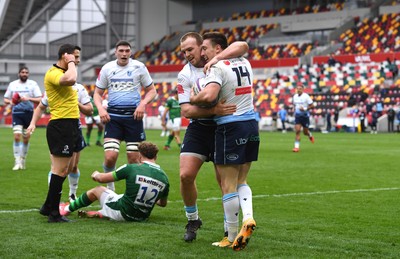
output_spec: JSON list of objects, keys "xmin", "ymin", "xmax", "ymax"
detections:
[{"xmin": 19, "ymin": 76, "xmax": 28, "ymax": 82}]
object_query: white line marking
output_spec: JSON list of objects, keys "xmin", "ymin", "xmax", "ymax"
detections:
[{"xmin": 1, "ymin": 187, "xmax": 399, "ymax": 214}]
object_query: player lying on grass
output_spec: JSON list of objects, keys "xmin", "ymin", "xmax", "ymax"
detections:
[{"xmin": 59, "ymin": 142, "xmax": 169, "ymax": 221}]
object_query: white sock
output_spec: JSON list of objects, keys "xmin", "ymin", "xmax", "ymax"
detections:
[
  {"xmin": 223, "ymin": 192, "xmax": 239, "ymax": 242},
  {"xmin": 21, "ymin": 143, "xmax": 29, "ymax": 158},
  {"xmin": 103, "ymin": 164, "xmax": 115, "ymax": 191},
  {"xmin": 237, "ymin": 184, "xmax": 253, "ymax": 222},
  {"xmin": 68, "ymin": 170, "xmax": 80, "ymax": 196},
  {"xmin": 13, "ymin": 141, "xmax": 21, "ymax": 160},
  {"xmin": 184, "ymin": 205, "xmax": 199, "ymax": 221},
  {"xmin": 295, "ymin": 141, "xmax": 300, "ymax": 149}
]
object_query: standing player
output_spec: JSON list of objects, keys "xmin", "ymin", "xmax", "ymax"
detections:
[
  {"xmin": 177, "ymin": 32, "xmax": 248, "ymax": 242},
  {"xmin": 27, "ymin": 82, "xmax": 93, "ymax": 201},
  {"xmin": 158, "ymin": 103, "xmax": 168, "ymax": 137},
  {"xmin": 4, "ymin": 67, "xmax": 42, "ymax": 170},
  {"xmin": 85, "ymin": 91, "xmax": 104, "ymax": 146},
  {"xmin": 59, "ymin": 142, "xmax": 169, "ymax": 222},
  {"xmin": 292, "ymin": 84, "xmax": 315, "ymax": 152},
  {"xmin": 32, "ymin": 44, "xmax": 79, "ymax": 223},
  {"xmin": 190, "ymin": 31, "xmax": 259, "ymax": 251},
  {"xmin": 162, "ymin": 89, "xmax": 182, "ymax": 150},
  {"xmin": 94, "ymin": 40, "xmax": 156, "ymax": 191}
]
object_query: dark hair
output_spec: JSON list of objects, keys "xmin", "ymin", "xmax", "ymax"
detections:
[
  {"xmin": 138, "ymin": 142, "xmax": 159, "ymax": 160},
  {"xmin": 202, "ymin": 32, "xmax": 228, "ymax": 50},
  {"xmin": 19, "ymin": 66, "xmax": 29, "ymax": 73},
  {"xmin": 180, "ymin": 32, "xmax": 203, "ymax": 46},
  {"xmin": 74, "ymin": 45, "xmax": 81, "ymax": 51},
  {"xmin": 115, "ymin": 40, "xmax": 131, "ymax": 49},
  {"xmin": 57, "ymin": 44, "xmax": 76, "ymax": 59}
]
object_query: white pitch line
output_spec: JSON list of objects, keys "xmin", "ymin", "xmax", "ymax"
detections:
[{"xmin": 1, "ymin": 187, "xmax": 399, "ymax": 214}]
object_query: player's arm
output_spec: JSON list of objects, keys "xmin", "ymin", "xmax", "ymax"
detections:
[
  {"xmin": 204, "ymin": 41, "xmax": 249, "ymax": 73},
  {"xmin": 156, "ymin": 198, "xmax": 167, "ymax": 207},
  {"xmin": 91, "ymin": 171, "xmax": 114, "ymax": 183},
  {"xmin": 59, "ymin": 53, "xmax": 77, "ymax": 86},
  {"xmin": 190, "ymin": 83, "xmax": 221, "ymax": 106},
  {"xmin": 20, "ymin": 95, "xmax": 42, "ymax": 104},
  {"xmin": 94, "ymin": 87, "xmax": 109, "ymax": 124},
  {"xmin": 161, "ymin": 106, "xmax": 169, "ymax": 126},
  {"xmin": 180, "ymin": 99, "xmax": 236, "ymax": 119},
  {"xmin": 134, "ymin": 83, "xmax": 157, "ymax": 120},
  {"xmin": 26, "ymin": 102, "xmax": 47, "ymax": 135},
  {"xmin": 78, "ymin": 102, "xmax": 93, "ymax": 116},
  {"xmin": 3, "ymin": 97, "xmax": 12, "ymax": 105}
]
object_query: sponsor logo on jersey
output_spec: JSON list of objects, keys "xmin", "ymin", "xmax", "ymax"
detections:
[
  {"xmin": 109, "ymin": 80, "xmax": 135, "ymax": 91},
  {"xmin": 223, "ymin": 60, "xmax": 230, "ymax": 65},
  {"xmin": 176, "ymin": 84, "xmax": 184, "ymax": 94},
  {"xmin": 235, "ymin": 86, "xmax": 252, "ymax": 95}
]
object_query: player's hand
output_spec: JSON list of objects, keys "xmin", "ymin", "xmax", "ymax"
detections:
[
  {"xmin": 203, "ymin": 56, "xmax": 219, "ymax": 74},
  {"xmin": 26, "ymin": 125, "xmax": 36, "ymax": 135},
  {"xmin": 91, "ymin": 171, "xmax": 100, "ymax": 181},
  {"xmin": 99, "ymin": 109, "xmax": 110, "ymax": 124},
  {"xmin": 134, "ymin": 103, "xmax": 146, "ymax": 120},
  {"xmin": 20, "ymin": 95, "xmax": 29, "ymax": 102},
  {"xmin": 64, "ymin": 53, "xmax": 75, "ymax": 64},
  {"xmin": 212, "ymin": 99, "xmax": 236, "ymax": 116}
]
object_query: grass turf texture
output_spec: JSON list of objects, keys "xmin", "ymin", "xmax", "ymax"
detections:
[{"xmin": 0, "ymin": 127, "xmax": 399, "ymax": 258}]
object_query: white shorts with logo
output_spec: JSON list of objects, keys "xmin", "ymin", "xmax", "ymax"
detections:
[
  {"xmin": 85, "ymin": 115, "xmax": 101, "ymax": 125},
  {"xmin": 167, "ymin": 117, "xmax": 181, "ymax": 131},
  {"xmin": 98, "ymin": 189, "xmax": 125, "ymax": 221}
]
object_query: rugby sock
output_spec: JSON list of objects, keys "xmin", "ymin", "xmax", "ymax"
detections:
[
  {"xmin": 13, "ymin": 141, "xmax": 20, "ymax": 160},
  {"xmin": 308, "ymin": 132, "xmax": 313, "ymax": 138},
  {"xmin": 21, "ymin": 143, "xmax": 29, "ymax": 158},
  {"xmin": 223, "ymin": 192, "xmax": 239, "ymax": 242},
  {"xmin": 294, "ymin": 140, "xmax": 300, "ymax": 149},
  {"xmin": 184, "ymin": 205, "xmax": 199, "ymax": 221},
  {"xmin": 237, "ymin": 184, "xmax": 253, "ymax": 222},
  {"xmin": 165, "ymin": 135, "xmax": 173, "ymax": 146},
  {"xmin": 103, "ymin": 164, "xmax": 115, "ymax": 191},
  {"xmin": 68, "ymin": 192, "xmax": 92, "ymax": 212},
  {"xmin": 68, "ymin": 170, "xmax": 80, "ymax": 196},
  {"xmin": 47, "ymin": 174, "xmax": 66, "ymax": 215},
  {"xmin": 85, "ymin": 133, "xmax": 91, "ymax": 145},
  {"xmin": 97, "ymin": 131, "xmax": 102, "ymax": 142}
]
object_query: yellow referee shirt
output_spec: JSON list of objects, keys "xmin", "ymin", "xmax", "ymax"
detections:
[{"xmin": 44, "ymin": 65, "xmax": 79, "ymax": 120}]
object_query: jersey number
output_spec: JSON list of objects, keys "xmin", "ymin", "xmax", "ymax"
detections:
[
  {"xmin": 232, "ymin": 66, "xmax": 251, "ymax": 86},
  {"xmin": 136, "ymin": 186, "xmax": 159, "ymax": 207}
]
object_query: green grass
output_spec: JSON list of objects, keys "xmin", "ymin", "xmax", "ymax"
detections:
[{"xmin": 0, "ymin": 127, "xmax": 399, "ymax": 258}]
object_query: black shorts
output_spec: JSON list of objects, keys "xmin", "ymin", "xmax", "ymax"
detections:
[
  {"xmin": 12, "ymin": 111, "xmax": 33, "ymax": 128},
  {"xmin": 295, "ymin": 114, "xmax": 310, "ymax": 128},
  {"xmin": 46, "ymin": 119, "xmax": 80, "ymax": 157},
  {"xmin": 181, "ymin": 120, "xmax": 216, "ymax": 162},
  {"xmin": 74, "ymin": 127, "xmax": 86, "ymax": 152},
  {"xmin": 104, "ymin": 116, "xmax": 145, "ymax": 142},
  {"xmin": 214, "ymin": 120, "xmax": 260, "ymax": 165}
]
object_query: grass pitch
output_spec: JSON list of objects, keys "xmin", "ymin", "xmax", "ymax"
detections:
[{"xmin": 0, "ymin": 127, "xmax": 399, "ymax": 258}]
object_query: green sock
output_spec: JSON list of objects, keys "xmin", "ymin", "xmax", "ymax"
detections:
[
  {"xmin": 69, "ymin": 192, "xmax": 92, "ymax": 212},
  {"xmin": 86, "ymin": 133, "xmax": 91, "ymax": 144},
  {"xmin": 165, "ymin": 135, "xmax": 173, "ymax": 146},
  {"xmin": 97, "ymin": 132, "xmax": 102, "ymax": 142}
]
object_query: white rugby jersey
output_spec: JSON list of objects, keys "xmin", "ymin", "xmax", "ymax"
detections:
[
  {"xmin": 292, "ymin": 92, "xmax": 313, "ymax": 116},
  {"xmin": 96, "ymin": 59, "xmax": 153, "ymax": 114},
  {"xmin": 42, "ymin": 83, "xmax": 90, "ymax": 106},
  {"xmin": 5, "ymin": 79, "xmax": 42, "ymax": 113},
  {"xmin": 202, "ymin": 57, "xmax": 255, "ymax": 125},
  {"xmin": 177, "ymin": 63, "xmax": 205, "ymax": 105},
  {"xmin": 176, "ymin": 63, "xmax": 215, "ymax": 121}
]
